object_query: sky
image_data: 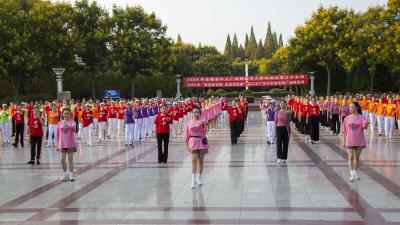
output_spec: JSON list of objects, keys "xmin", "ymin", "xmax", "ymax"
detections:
[{"xmin": 77, "ymin": 0, "xmax": 387, "ymax": 51}]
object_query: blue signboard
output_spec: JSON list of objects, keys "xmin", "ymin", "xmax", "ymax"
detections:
[{"xmin": 103, "ymin": 89, "xmax": 121, "ymax": 99}]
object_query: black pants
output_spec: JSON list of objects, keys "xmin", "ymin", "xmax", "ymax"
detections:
[
  {"xmin": 157, "ymin": 133, "xmax": 170, "ymax": 163},
  {"xmin": 276, "ymin": 126, "xmax": 289, "ymax": 160},
  {"xmin": 230, "ymin": 120, "xmax": 239, "ymax": 144},
  {"xmin": 322, "ymin": 110, "xmax": 328, "ymax": 127},
  {"xmin": 295, "ymin": 117, "xmax": 300, "ymax": 130},
  {"xmin": 239, "ymin": 119, "xmax": 244, "ymax": 134},
  {"xmin": 11, "ymin": 119, "xmax": 16, "ymax": 136},
  {"xmin": 74, "ymin": 117, "xmax": 79, "ymax": 133},
  {"xmin": 331, "ymin": 114, "xmax": 340, "ymax": 134},
  {"xmin": 309, "ymin": 117, "xmax": 320, "ymax": 141},
  {"xmin": 300, "ymin": 117, "xmax": 308, "ymax": 135},
  {"xmin": 30, "ymin": 136, "xmax": 42, "ymax": 161},
  {"xmin": 15, "ymin": 123, "xmax": 24, "ymax": 146}
]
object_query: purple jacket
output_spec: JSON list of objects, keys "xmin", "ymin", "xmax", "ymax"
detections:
[
  {"xmin": 141, "ymin": 106, "xmax": 149, "ymax": 118},
  {"xmin": 133, "ymin": 107, "xmax": 142, "ymax": 119}
]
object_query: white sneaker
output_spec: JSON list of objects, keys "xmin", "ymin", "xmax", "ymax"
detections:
[
  {"xmin": 282, "ymin": 160, "xmax": 287, "ymax": 164},
  {"xmin": 69, "ymin": 173, "xmax": 75, "ymax": 181},
  {"xmin": 191, "ymin": 181, "xmax": 196, "ymax": 189},
  {"xmin": 354, "ymin": 171, "xmax": 360, "ymax": 180},
  {"xmin": 349, "ymin": 175, "xmax": 356, "ymax": 182},
  {"xmin": 277, "ymin": 159, "xmax": 282, "ymax": 166},
  {"xmin": 60, "ymin": 173, "xmax": 69, "ymax": 181},
  {"xmin": 197, "ymin": 174, "xmax": 202, "ymax": 186}
]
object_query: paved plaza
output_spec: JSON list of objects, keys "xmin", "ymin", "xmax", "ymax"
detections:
[{"xmin": 0, "ymin": 111, "xmax": 399, "ymax": 225}]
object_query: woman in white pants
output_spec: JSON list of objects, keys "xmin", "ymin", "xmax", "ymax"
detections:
[
  {"xmin": 384, "ymin": 98, "xmax": 396, "ymax": 139},
  {"xmin": 107, "ymin": 101, "xmax": 118, "ymax": 138},
  {"xmin": 82, "ymin": 104, "xmax": 94, "ymax": 146},
  {"xmin": 124, "ymin": 102, "xmax": 135, "ymax": 146},
  {"xmin": 98, "ymin": 103, "xmax": 108, "ymax": 143},
  {"xmin": 0, "ymin": 104, "xmax": 11, "ymax": 144},
  {"xmin": 376, "ymin": 98, "xmax": 385, "ymax": 136},
  {"xmin": 47, "ymin": 105, "xmax": 59, "ymax": 147},
  {"xmin": 265, "ymin": 102, "xmax": 276, "ymax": 144},
  {"xmin": 117, "ymin": 101, "xmax": 125, "ymax": 136},
  {"xmin": 368, "ymin": 97, "xmax": 377, "ymax": 133},
  {"xmin": 133, "ymin": 101, "xmax": 143, "ymax": 142}
]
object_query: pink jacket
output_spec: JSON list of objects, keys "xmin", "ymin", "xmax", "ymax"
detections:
[
  {"xmin": 56, "ymin": 120, "xmax": 77, "ymax": 149},
  {"xmin": 183, "ymin": 119, "xmax": 209, "ymax": 151}
]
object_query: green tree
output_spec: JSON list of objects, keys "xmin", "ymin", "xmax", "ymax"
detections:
[
  {"xmin": 381, "ymin": 0, "xmax": 400, "ymax": 73},
  {"xmin": 264, "ymin": 21, "xmax": 274, "ymax": 58},
  {"xmin": 289, "ymin": 7, "xmax": 353, "ymax": 95},
  {"xmin": 72, "ymin": 0, "xmax": 110, "ymax": 99},
  {"xmin": 245, "ymin": 26, "xmax": 258, "ymax": 60},
  {"xmin": 279, "ymin": 34, "xmax": 284, "ymax": 47},
  {"xmin": 110, "ymin": 5, "xmax": 172, "ymax": 98},
  {"xmin": 338, "ymin": 6, "xmax": 385, "ymax": 92},
  {"xmin": 257, "ymin": 47, "xmax": 290, "ymax": 74},
  {"xmin": 223, "ymin": 34, "xmax": 232, "ymax": 60},
  {"xmin": 176, "ymin": 34, "xmax": 183, "ymax": 45},
  {"xmin": 255, "ymin": 39, "xmax": 264, "ymax": 59},
  {"xmin": 231, "ymin": 33, "xmax": 239, "ymax": 59}
]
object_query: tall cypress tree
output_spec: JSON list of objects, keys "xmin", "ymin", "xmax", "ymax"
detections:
[
  {"xmin": 223, "ymin": 34, "xmax": 232, "ymax": 59},
  {"xmin": 244, "ymin": 33, "xmax": 249, "ymax": 58},
  {"xmin": 279, "ymin": 34, "xmax": 284, "ymax": 47},
  {"xmin": 264, "ymin": 22, "xmax": 274, "ymax": 58},
  {"xmin": 272, "ymin": 32, "xmax": 278, "ymax": 53},
  {"xmin": 255, "ymin": 38, "xmax": 264, "ymax": 59},
  {"xmin": 238, "ymin": 44, "xmax": 245, "ymax": 60},
  {"xmin": 176, "ymin": 34, "xmax": 183, "ymax": 45},
  {"xmin": 231, "ymin": 33, "xmax": 239, "ymax": 59},
  {"xmin": 247, "ymin": 26, "xmax": 258, "ymax": 59}
]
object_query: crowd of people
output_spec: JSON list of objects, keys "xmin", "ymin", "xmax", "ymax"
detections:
[
  {"xmin": 261, "ymin": 93, "xmax": 400, "ymax": 181},
  {"xmin": 3, "ymin": 92, "xmax": 398, "ymax": 186},
  {"xmin": 0, "ymin": 96, "xmax": 246, "ymax": 188}
]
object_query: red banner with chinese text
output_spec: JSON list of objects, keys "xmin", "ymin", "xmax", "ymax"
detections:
[{"xmin": 183, "ymin": 74, "xmax": 308, "ymax": 88}]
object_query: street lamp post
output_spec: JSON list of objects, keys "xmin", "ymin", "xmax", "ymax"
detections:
[
  {"xmin": 52, "ymin": 68, "xmax": 65, "ymax": 101},
  {"xmin": 307, "ymin": 71, "xmax": 317, "ymax": 97},
  {"xmin": 245, "ymin": 59, "xmax": 250, "ymax": 90},
  {"xmin": 176, "ymin": 74, "xmax": 182, "ymax": 98}
]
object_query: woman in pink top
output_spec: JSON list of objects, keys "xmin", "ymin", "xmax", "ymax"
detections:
[
  {"xmin": 275, "ymin": 100, "xmax": 291, "ymax": 166},
  {"xmin": 343, "ymin": 102, "xmax": 368, "ymax": 182},
  {"xmin": 56, "ymin": 108, "xmax": 78, "ymax": 182},
  {"xmin": 183, "ymin": 106, "xmax": 209, "ymax": 189}
]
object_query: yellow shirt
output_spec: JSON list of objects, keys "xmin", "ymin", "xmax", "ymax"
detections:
[
  {"xmin": 48, "ymin": 111, "xmax": 60, "ymax": 125},
  {"xmin": 396, "ymin": 105, "xmax": 400, "ymax": 120},
  {"xmin": 359, "ymin": 100, "xmax": 369, "ymax": 111},
  {"xmin": 376, "ymin": 103, "xmax": 385, "ymax": 116},
  {"xmin": 368, "ymin": 102, "xmax": 377, "ymax": 113},
  {"xmin": 385, "ymin": 104, "xmax": 396, "ymax": 117}
]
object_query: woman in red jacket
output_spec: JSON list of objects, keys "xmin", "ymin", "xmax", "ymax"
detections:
[
  {"xmin": 27, "ymin": 107, "xmax": 44, "ymax": 165},
  {"xmin": 154, "ymin": 104, "xmax": 172, "ymax": 163}
]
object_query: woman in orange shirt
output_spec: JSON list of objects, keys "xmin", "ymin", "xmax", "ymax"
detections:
[
  {"xmin": 375, "ymin": 98, "xmax": 385, "ymax": 136},
  {"xmin": 359, "ymin": 96, "xmax": 369, "ymax": 121},
  {"xmin": 396, "ymin": 103, "xmax": 400, "ymax": 134},
  {"xmin": 384, "ymin": 98, "xmax": 396, "ymax": 139},
  {"xmin": 47, "ymin": 104, "xmax": 60, "ymax": 147},
  {"xmin": 368, "ymin": 97, "xmax": 377, "ymax": 133}
]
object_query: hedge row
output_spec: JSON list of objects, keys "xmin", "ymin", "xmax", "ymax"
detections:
[{"xmin": 206, "ymin": 89, "xmax": 291, "ymax": 98}]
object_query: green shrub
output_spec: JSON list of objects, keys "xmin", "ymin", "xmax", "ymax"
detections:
[
  {"xmin": 245, "ymin": 96, "xmax": 255, "ymax": 103},
  {"xmin": 241, "ymin": 89, "xmax": 252, "ymax": 95},
  {"xmin": 206, "ymin": 89, "xmax": 215, "ymax": 97},
  {"xmin": 269, "ymin": 88, "xmax": 287, "ymax": 93}
]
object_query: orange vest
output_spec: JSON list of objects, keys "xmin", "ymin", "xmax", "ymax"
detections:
[
  {"xmin": 376, "ymin": 103, "xmax": 385, "ymax": 116},
  {"xmin": 385, "ymin": 104, "xmax": 396, "ymax": 117}
]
